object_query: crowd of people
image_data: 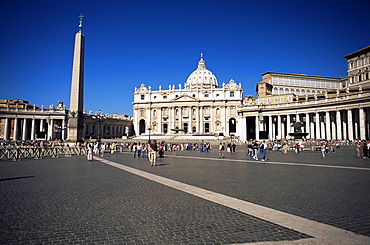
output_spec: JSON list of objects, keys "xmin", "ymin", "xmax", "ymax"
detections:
[{"xmin": 82, "ymin": 139, "xmax": 370, "ymax": 163}]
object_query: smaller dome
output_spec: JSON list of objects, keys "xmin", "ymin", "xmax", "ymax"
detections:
[{"xmin": 185, "ymin": 54, "xmax": 218, "ymax": 89}]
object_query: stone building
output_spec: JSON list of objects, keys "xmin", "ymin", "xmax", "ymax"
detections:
[
  {"xmin": 132, "ymin": 55, "xmax": 243, "ymax": 138},
  {"xmin": 237, "ymin": 45, "xmax": 370, "ymax": 142},
  {"xmin": 0, "ymin": 99, "xmax": 133, "ymax": 141}
]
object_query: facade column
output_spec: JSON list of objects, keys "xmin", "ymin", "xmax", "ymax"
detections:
[
  {"xmin": 325, "ymin": 111, "xmax": 331, "ymax": 140},
  {"xmin": 22, "ymin": 118, "xmax": 27, "ymax": 140},
  {"xmin": 359, "ymin": 107, "xmax": 366, "ymax": 140},
  {"xmin": 178, "ymin": 107, "xmax": 182, "ymax": 131},
  {"xmin": 199, "ymin": 106, "xmax": 204, "ymax": 133},
  {"xmin": 347, "ymin": 109, "xmax": 354, "ymax": 140},
  {"xmin": 210, "ymin": 106, "xmax": 214, "ymax": 133},
  {"xmin": 336, "ymin": 110, "xmax": 342, "ymax": 140},
  {"xmin": 195, "ymin": 106, "xmax": 200, "ymax": 133},
  {"xmin": 4, "ymin": 118, "xmax": 9, "ymax": 140},
  {"xmin": 13, "ymin": 118, "xmax": 19, "ymax": 140}
]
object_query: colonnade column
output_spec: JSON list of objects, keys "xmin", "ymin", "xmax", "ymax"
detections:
[
  {"xmin": 286, "ymin": 114, "xmax": 291, "ymax": 138},
  {"xmin": 14, "ymin": 118, "xmax": 19, "ymax": 140},
  {"xmin": 305, "ymin": 113, "xmax": 310, "ymax": 137},
  {"xmin": 268, "ymin": 115, "xmax": 273, "ymax": 140},
  {"xmin": 325, "ymin": 111, "xmax": 331, "ymax": 140},
  {"xmin": 336, "ymin": 110, "xmax": 342, "ymax": 140},
  {"xmin": 4, "ymin": 118, "xmax": 9, "ymax": 140},
  {"xmin": 277, "ymin": 115, "xmax": 281, "ymax": 139},
  {"xmin": 348, "ymin": 109, "xmax": 354, "ymax": 141},
  {"xmin": 315, "ymin": 113, "xmax": 320, "ymax": 139},
  {"xmin": 255, "ymin": 114, "xmax": 260, "ymax": 141},
  {"xmin": 22, "ymin": 119, "xmax": 27, "ymax": 140},
  {"xmin": 359, "ymin": 107, "xmax": 366, "ymax": 140},
  {"xmin": 31, "ymin": 118, "xmax": 35, "ymax": 140}
]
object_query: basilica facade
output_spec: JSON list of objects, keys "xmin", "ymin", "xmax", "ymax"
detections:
[
  {"xmin": 133, "ymin": 46, "xmax": 370, "ymax": 142},
  {"xmin": 133, "ymin": 55, "xmax": 243, "ymax": 138}
]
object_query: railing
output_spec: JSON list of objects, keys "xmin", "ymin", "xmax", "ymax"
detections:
[{"xmin": 0, "ymin": 145, "xmax": 87, "ymax": 161}]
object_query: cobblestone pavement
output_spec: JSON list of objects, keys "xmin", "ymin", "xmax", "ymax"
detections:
[{"xmin": 0, "ymin": 145, "xmax": 369, "ymax": 244}]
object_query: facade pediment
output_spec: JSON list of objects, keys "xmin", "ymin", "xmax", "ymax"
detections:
[
  {"xmin": 170, "ymin": 94, "xmax": 200, "ymax": 102},
  {"xmin": 134, "ymin": 84, "xmax": 149, "ymax": 95}
]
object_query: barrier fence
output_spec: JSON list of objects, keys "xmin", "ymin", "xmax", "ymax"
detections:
[{"xmin": 0, "ymin": 145, "xmax": 87, "ymax": 161}]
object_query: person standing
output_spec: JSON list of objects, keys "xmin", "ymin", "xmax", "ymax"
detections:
[
  {"xmin": 260, "ymin": 141, "xmax": 267, "ymax": 161},
  {"xmin": 218, "ymin": 143, "xmax": 224, "ymax": 158},
  {"xmin": 87, "ymin": 143, "xmax": 93, "ymax": 161},
  {"xmin": 227, "ymin": 143, "xmax": 232, "ymax": 155},
  {"xmin": 137, "ymin": 143, "xmax": 142, "ymax": 158},
  {"xmin": 356, "ymin": 142, "xmax": 361, "ymax": 158},
  {"xmin": 149, "ymin": 140, "xmax": 158, "ymax": 166},
  {"xmin": 253, "ymin": 141, "xmax": 259, "ymax": 160}
]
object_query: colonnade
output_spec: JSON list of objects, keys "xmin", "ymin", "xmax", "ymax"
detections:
[
  {"xmin": 84, "ymin": 122, "xmax": 127, "ymax": 139},
  {"xmin": 1, "ymin": 117, "xmax": 67, "ymax": 141},
  {"xmin": 248, "ymin": 107, "xmax": 369, "ymax": 141}
]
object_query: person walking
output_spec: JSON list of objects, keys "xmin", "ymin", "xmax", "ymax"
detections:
[
  {"xmin": 100, "ymin": 143, "xmax": 105, "ymax": 157},
  {"xmin": 320, "ymin": 143, "xmax": 326, "ymax": 159}
]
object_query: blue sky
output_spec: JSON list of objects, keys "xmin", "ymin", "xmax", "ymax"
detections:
[{"xmin": 1, "ymin": 0, "xmax": 369, "ymax": 116}]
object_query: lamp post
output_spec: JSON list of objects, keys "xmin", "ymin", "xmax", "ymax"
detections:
[
  {"xmin": 94, "ymin": 110, "xmax": 104, "ymax": 140},
  {"xmin": 148, "ymin": 125, "xmax": 151, "ymax": 144}
]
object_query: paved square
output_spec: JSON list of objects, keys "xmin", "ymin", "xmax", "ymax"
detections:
[{"xmin": 1, "ymin": 145, "xmax": 369, "ymax": 244}]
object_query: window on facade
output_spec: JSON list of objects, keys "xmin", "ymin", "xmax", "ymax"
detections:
[
  {"xmin": 193, "ymin": 109, "xmax": 196, "ymax": 115},
  {"xmin": 163, "ymin": 95, "xmax": 167, "ymax": 99},
  {"xmin": 205, "ymin": 94, "xmax": 209, "ymax": 97},
  {"xmin": 183, "ymin": 108, "xmax": 188, "ymax": 116},
  {"xmin": 216, "ymin": 94, "xmax": 219, "ymax": 97},
  {"xmin": 141, "ymin": 95, "xmax": 145, "ymax": 100},
  {"xmin": 153, "ymin": 110, "xmax": 157, "ymax": 116},
  {"xmin": 192, "ymin": 94, "xmax": 196, "ymax": 97},
  {"xmin": 204, "ymin": 108, "xmax": 209, "ymax": 115},
  {"xmin": 230, "ymin": 91, "xmax": 234, "ymax": 97},
  {"xmin": 163, "ymin": 109, "xmax": 168, "ymax": 116},
  {"xmin": 216, "ymin": 108, "xmax": 220, "ymax": 115},
  {"xmin": 140, "ymin": 110, "xmax": 145, "ymax": 117},
  {"xmin": 230, "ymin": 107, "xmax": 235, "ymax": 114},
  {"xmin": 176, "ymin": 109, "xmax": 179, "ymax": 116}
]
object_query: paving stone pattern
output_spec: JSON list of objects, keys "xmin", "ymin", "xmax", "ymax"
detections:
[{"xmin": 1, "ymin": 156, "xmax": 312, "ymax": 244}]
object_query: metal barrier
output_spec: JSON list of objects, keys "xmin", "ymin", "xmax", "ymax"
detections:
[{"xmin": 0, "ymin": 145, "xmax": 87, "ymax": 161}]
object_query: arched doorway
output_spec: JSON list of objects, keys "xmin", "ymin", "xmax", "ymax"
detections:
[
  {"xmin": 229, "ymin": 118, "xmax": 236, "ymax": 133},
  {"xmin": 139, "ymin": 119, "xmax": 146, "ymax": 135}
]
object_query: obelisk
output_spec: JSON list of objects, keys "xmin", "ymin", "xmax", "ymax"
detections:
[{"xmin": 68, "ymin": 14, "xmax": 85, "ymax": 141}]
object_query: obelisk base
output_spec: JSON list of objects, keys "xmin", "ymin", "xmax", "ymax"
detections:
[{"xmin": 68, "ymin": 117, "xmax": 84, "ymax": 142}]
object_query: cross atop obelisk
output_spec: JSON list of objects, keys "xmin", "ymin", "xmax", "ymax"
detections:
[
  {"xmin": 78, "ymin": 14, "xmax": 84, "ymax": 31},
  {"xmin": 68, "ymin": 15, "xmax": 85, "ymax": 141}
]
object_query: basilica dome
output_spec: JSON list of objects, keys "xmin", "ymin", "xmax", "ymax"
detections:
[{"xmin": 185, "ymin": 54, "xmax": 218, "ymax": 89}]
